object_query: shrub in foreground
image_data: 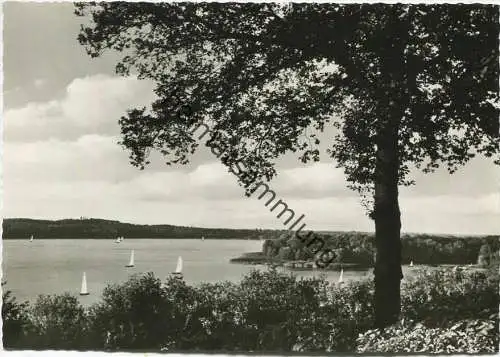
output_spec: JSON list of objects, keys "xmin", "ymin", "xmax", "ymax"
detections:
[
  {"xmin": 25, "ymin": 293, "xmax": 88, "ymax": 349},
  {"xmin": 401, "ymin": 267, "xmax": 499, "ymax": 326},
  {"xmin": 88, "ymin": 272, "xmax": 193, "ymax": 351},
  {"xmin": 3, "ymin": 266, "xmax": 498, "ymax": 352},
  {"xmin": 2, "ymin": 290, "xmax": 30, "ymax": 348},
  {"xmin": 356, "ymin": 319, "xmax": 498, "ymax": 353}
]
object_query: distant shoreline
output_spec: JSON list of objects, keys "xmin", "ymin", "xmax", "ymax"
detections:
[
  {"xmin": 1, "ymin": 218, "xmax": 274, "ymax": 240},
  {"xmin": 2, "ymin": 218, "xmax": 497, "ymax": 239}
]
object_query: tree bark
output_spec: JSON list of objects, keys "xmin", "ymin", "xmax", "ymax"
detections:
[
  {"xmin": 371, "ymin": 6, "xmax": 409, "ymax": 329},
  {"xmin": 373, "ymin": 110, "xmax": 402, "ymax": 328}
]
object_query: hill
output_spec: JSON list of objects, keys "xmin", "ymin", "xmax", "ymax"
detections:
[{"xmin": 1, "ymin": 218, "xmax": 276, "ymax": 240}]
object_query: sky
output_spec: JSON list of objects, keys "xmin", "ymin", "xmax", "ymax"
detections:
[{"xmin": 2, "ymin": 2, "xmax": 499, "ymax": 234}]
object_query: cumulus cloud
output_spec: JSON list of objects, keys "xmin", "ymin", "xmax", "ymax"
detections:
[
  {"xmin": 3, "ymin": 74, "xmax": 155, "ymax": 142},
  {"xmin": 3, "ymin": 135, "xmax": 136, "ymax": 183},
  {"xmin": 4, "ymin": 139, "xmax": 498, "ymax": 234},
  {"xmin": 3, "ymin": 74, "xmax": 498, "ymax": 235}
]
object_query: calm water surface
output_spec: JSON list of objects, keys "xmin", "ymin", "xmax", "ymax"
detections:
[{"xmin": 3, "ymin": 239, "xmax": 379, "ymax": 305}]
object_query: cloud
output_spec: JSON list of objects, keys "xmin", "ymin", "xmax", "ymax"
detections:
[
  {"xmin": 3, "ymin": 74, "xmax": 155, "ymax": 142},
  {"xmin": 3, "ymin": 135, "xmax": 137, "ymax": 184},
  {"xmin": 34, "ymin": 78, "xmax": 46, "ymax": 88},
  {"xmin": 273, "ymin": 163, "xmax": 355, "ymax": 198},
  {"xmin": 4, "ymin": 137, "xmax": 498, "ymax": 235},
  {"xmin": 3, "ymin": 74, "xmax": 498, "ymax": 235}
]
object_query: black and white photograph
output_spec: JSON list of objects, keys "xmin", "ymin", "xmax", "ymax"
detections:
[{"xmin": 1, "ymin": 1, "xmax": 499, "ymax": 354}]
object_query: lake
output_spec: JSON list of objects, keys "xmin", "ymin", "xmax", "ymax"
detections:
[{"xmin": 3, "ymin": 238, "xmax": 394, "ymax": 305}]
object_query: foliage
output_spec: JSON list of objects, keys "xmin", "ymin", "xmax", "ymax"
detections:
[
  {"xmin": 2, "ymin": 290, "xmax": 30, "ymax": 348},
  {"xmin": 262, "ymin": 232, "xmax": 500, "ymax": 267},
  {"xmin": 24, "ymin": 293, "xmax": 88, "ymax": 350},
  {"xmin": 401, "ymin": 267, "xmax": 499, "ymax": 326},
  {"xmin": 357, "ymin": 267, "xmax": 500, "ymax": 353},
  {"xmin": 356, "ymin": 319, "xmax": 499, "ymax": 353},
  {"xmin": 4, "ymin": 266, "xmax": 498, "ymax": 352},
  {"xmin": 477, "ymin": 243, "xmax": 493, "ymax": 267},
  {"xmin": 175, "ymin": 281, "xmax": 244, "ymax": 351},
  {"xmin": 87, "ymin": 273, "xmax": 190, "ymax": 351},
  {"xmin": 74, "ymin": 3, "xmax": 499, "ymax": 195},
  {"xmin": 235, "ymin": 269, "xmax": 329, "ymax": 352},
  {"xmin": 318, "ymin": 279, "xmax": 375, "ymax": 352},
  {"xmin": 74, "ymin": 2, "xmax": 499, "ymax": 327}
]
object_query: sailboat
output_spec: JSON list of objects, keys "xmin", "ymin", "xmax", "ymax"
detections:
[
  {"xmin": 115, "ymin": 237, "xmax": 121, "ymax": 243},
  {"xmin": 201, "ymin": 236, "xmax": 205, "ymax": 241},
  {"xmin": 410, "ymin": 260, "xmax": 414, "ymax": 267},
  {"xmin": 172, "ymin": 256, "xmax": 183, "ymax": 278},
  {"xmin": 338, "ymin": 268, "xmax": 344, "ymax": 283},
  {"xmin": 30, "ymin": 234, "xmax": 34, "ymax": 242},
  {"xmin": 125, "ymin": 250, "xmax": 135, "ymax": 268},
  {"xmin": 80, "ymin": 272, "xmax": 89, "ymax": 296}
]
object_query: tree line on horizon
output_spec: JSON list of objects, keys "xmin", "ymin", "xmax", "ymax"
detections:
[{"xmin": 1, "ymin": 218, "xmax": 272, "ymax": 240}]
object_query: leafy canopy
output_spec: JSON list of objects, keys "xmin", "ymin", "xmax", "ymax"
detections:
[{"xmin": 76, "ymin": 3, "xmax": 499, "ymax": 204}]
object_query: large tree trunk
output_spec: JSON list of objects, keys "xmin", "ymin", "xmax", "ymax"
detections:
[
  {"xmin": 373, "ymin": 117, "xmax": 403, "ymax": 328},
  {"xmin": 372, "ymin": 6, "xmax": 409, "ymax": 328}
]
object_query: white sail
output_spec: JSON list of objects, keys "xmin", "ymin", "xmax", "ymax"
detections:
[
  {"xmin": 201, "ymin": 236, "xmax": 205, "ymax": 241},
  {"xmin": 410, "ymin": 260, "xmax": 414, "ymax": 267},
  {"xmin": 175, "ymin": 256, "xmax": 183, "ymax": 273},
  {"xmin": 115, "ymin": 237, "xmax": 121, "ymax": 243},
  {"xmin": 126, "ymin": 250, "xmax": 135, "ymax": 267},
  {"xmin": 338, "ymin": 268, "xmax": 344, "ymax": 283},
  {"xmin": 30, "ymin": 235, "xmax": 34, "ymax": 242},
  {"xmin": 80, "ymin": 272, "xmax": 89, "ymax": 295}
]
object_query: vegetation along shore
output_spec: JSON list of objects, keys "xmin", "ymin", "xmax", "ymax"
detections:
[
  {"xmin": 231, "ymin": 231, "xmax": 500, "ymax": 269},
  {"xmin": 3, "ymin": 262, "xmax": 498, "ymax": 353}
]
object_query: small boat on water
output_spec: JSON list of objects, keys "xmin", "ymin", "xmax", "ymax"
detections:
[
  {"xmin": 30, "ymin": 234, "xmax": 34, "ymax": 242},
  {"xmin": 172, "ymin": 256, "xmax": 183, "ymax": 278},
  {"xmin": 338, "ymin": 268, "xmax": 344, "ymax": 283},
  {"xmin": 125, "ymin": 250, "xmax": 135, "ymax": 268},
  {"xmin": 201, "ymin": 236, "xmax": 205, "ymax": 241},
  {"xmin": 410, "ymin": 260, "xmax": 414, "ymax": 267},
  {"xmin": 115, "ymin": 237, "xmax": 121, "ymax": 243},
  {"xmin": 80, "ymin": 272, "xmax": 89, "ymax": 296}
]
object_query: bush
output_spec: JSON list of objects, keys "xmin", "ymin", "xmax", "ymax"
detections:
[
  {"xmin": 4, "ymin": 265, "xmax": 499, "ymax": 352},
  {"xmin": 25, "ymin": 293, "xmax": 88, "ymax": 349},
  {"xmin": 319, "ymin": 280, "xmax": 375, "ymax": 352},
  {"xmin": 401, "ymin": 267, "xmax": 499, "ymax": 326},
  {"xmin": 88, "ymin": 272, "xmax": 189, "ymax": 351},
  {"xmin": 2, "ymin": 290, "xmax": 30, "ymax": 348},
  {"xmin": 356, "ymin": 319, "xmax": 498, "ymax": 353},
  {"xmin": 236, "ymin": 268, "xmax": 328, "ymax": 352},
  {"xmin": 174, "ymin": 281, "xmax": 244, "ymax": 351}
]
